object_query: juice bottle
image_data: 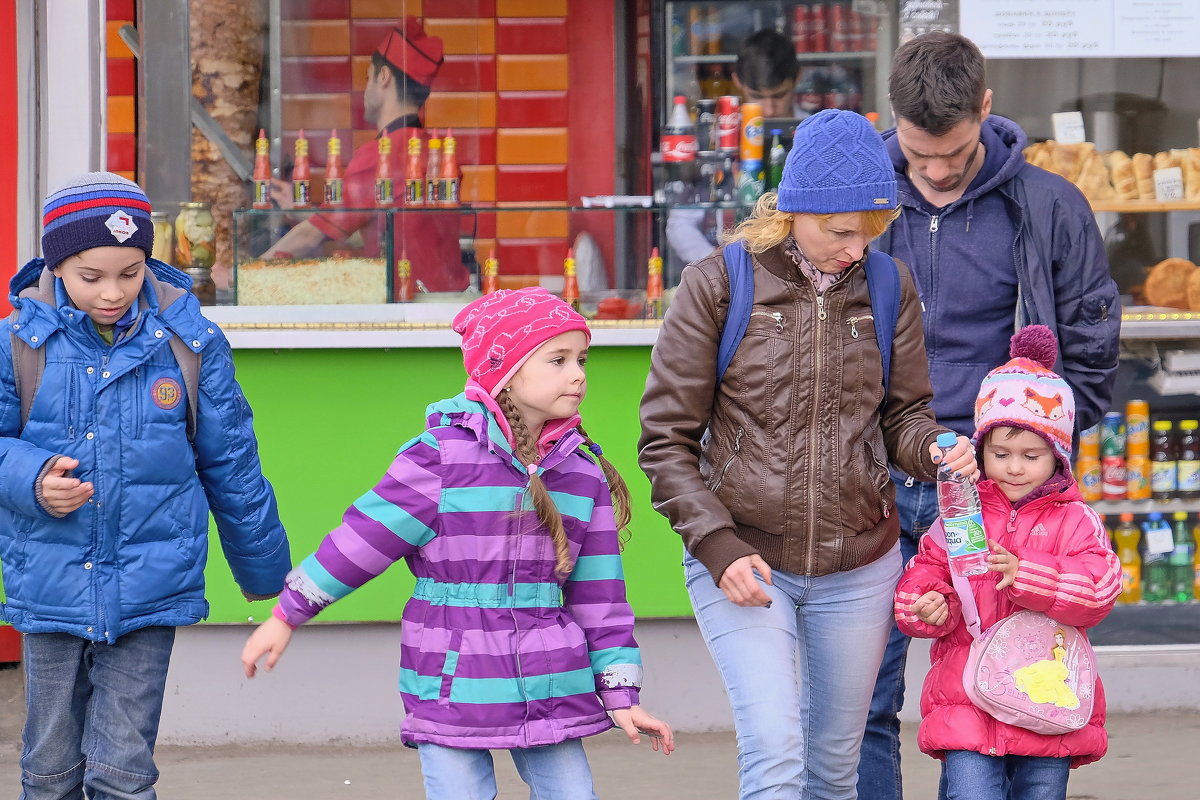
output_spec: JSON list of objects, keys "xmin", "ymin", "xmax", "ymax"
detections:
[
  {"xmin": 252, "ymin": 128, "xmax": 272, "ymax": 209},
  {"xmin": 324, "ymin": 130, "xmax": 344, "ymax": 207},
  {"xmin": 404, "ymin": 136, "xmax": 424, "ymax": 205},
  {"xmin": 292, "ymin": 129, "xmax": 311, "ymax": 208},
  {"xmin": 425, "ymin": 137, "xmax": 443, "ymax": 206},
  {"xmin": 438, "ymin": 129, "xmax": 460, "ymax": 207},
  {"xmin": 375, "ymin": 136, "xmax": 394, "ymax": 207},
  {"xmin": 1177, "ymin": 419, "xmax": 1200, "ymax": 499},
  {"xmin": 1169, "ymin": 511, "xmax": 1196, "ymax": 603},
  {"xmin": 396, "ymin": 251, "xmax": 413, "ymax": 302},
  {"xmin": 646, "ymin": 247, "xmax": 663, "ymax": 321},
  {"xmin": 482, "ymin": 248, "xmax": 499, "ymax": 294},
  {"xmin": 1113, "ymin": 512, "xmax": 1141, "ymax": 604},
  {"xmin": 1150, "ymin": 420, "xmax": 1178, "ymax": 501},
  {"xmin": 1141, "ymin": 511, "xmax": 1173, "ymax": 603},
  {"xmin": 562, "ymin": 248, "xmax": 580, "ymax": 311}
]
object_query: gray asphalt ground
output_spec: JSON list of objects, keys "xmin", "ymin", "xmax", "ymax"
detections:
[{"xmin": 0, "ymin": 665, "xmax": 1195, "ymax": 799}]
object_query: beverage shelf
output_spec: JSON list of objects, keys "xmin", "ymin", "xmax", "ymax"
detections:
[
  {"xmin": 672, "ymin": 51, "xmax": 876, "ymax": 65},
  {"xmin": 1091, "ymin": 498, "xmax": 1200, "ymax": 516}
]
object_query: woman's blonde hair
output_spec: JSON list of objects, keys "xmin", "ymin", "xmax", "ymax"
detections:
[
  {"xmin": 496, "ymin": 391, "xmax": 632, "ymax": 577},
  {"xmin": 721, "ymin": 192, "xmax": 900, "ymax": 254}
]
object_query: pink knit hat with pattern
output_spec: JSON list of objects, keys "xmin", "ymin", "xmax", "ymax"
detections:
[
  {"xmin": 973, "ymin": 325, "xmax": 1076, "ymax": 471},
  {"xmin": 452, "ymin": 287, "xmax": 591, "ymax": 396}
]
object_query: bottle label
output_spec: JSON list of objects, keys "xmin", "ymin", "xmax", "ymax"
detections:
[
  {"xmin": 1178, "ymin": 460, "xmax": 1200, "ymax": 492},
  {"xmin": 943, "ymin": 511, "xmax": 988, "ymax": 560},
  {"xmin": 324, "ymin": 179, "xmax": 343, "ymax": 206},
  {"xmin": 661, "ymin": 135, "xmax": 698, "ymax": 162},
  {"xmin": 1145, "ymin": 524, "xmax": 1174, "ymax": 555},
  {"xmin": 1151, "ymin": 461, "xmax": 1178, "ymax": 493}
]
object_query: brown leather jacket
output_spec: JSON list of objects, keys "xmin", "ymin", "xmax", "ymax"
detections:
[{"xmin": 638, "ymin": 240, "xmax": 948, "ymax": 582}]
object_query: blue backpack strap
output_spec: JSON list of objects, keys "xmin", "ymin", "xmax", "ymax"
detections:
[
  {"xmin": 716, "ymin": 241, "xmax": 755, "ymax": 383},
  {"xmin": 864, "ymin": 249, "xmax": 901, "ymax": 396}
]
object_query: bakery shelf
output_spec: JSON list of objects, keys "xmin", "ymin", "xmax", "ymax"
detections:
[
  {"xmin": 1091, "ymin": 200, "xmax": 1200, "ymax": 213},
  {"xmin": 1120, "ymin": 307, "xmax": 1200, "ymax": 340}
]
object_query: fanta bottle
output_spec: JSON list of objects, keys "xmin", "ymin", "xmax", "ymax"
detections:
[{"xmin": 1114, "ymin": 512, "xmax": 1141, "ymax": 604}]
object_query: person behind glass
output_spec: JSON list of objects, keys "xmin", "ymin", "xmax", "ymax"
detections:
[
  {"xmin": 262, "ymin": 16, "xmax": 468, "ymax": 294},
  {"xmin": 895, "ymin": 325, "xmax": 1120, "ymax": 800},
  {"xmin": 0, "ymin": 172, "xmax": 291, "ymax": 799},
  {"xmin": 858, "ymin": 32, "xmax": 1120, "ymax": 800},
  {"xmin": 242, "ymin": 287, "xmax": 673, "ymax": 800},
  {"xmin": 666, "ymin": 28, "xmax": 800, "ymax": 268},
  {"xmin": 638, "ymin": 109, "xmax": 976, "ymax": 800}
]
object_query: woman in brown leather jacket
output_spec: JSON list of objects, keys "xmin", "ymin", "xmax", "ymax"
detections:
[{"xmin": 638, "ymin": 109, "xmax": 977, "ymax": 800}]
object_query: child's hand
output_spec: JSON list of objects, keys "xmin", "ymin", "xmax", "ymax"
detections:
[
  {"xmin": 611, "ymin": 705, "xmax": 674, "ymax": 755},
  {"xmin": 929, "ymin": 435, "xmax": 978, "ymax": 482},
  {"xmin": 40, "ymin": 456, "xmax": 94, "ymax": 515},
  {"xmin": 911, "ymin": 590, "xmax": 949, "ymax": 626},
  {"xmin": 988, "ymin": 542, "xmax": 1019, "ymax": 590},
  {"xmin": 241, "ymin": 615, "xmax": 294, "ymax": 678}
]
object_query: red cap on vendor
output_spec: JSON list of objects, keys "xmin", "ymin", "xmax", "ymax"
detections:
[{"xmin": 376, "ymin": 17, "xmax": 444, "ymax": 87}]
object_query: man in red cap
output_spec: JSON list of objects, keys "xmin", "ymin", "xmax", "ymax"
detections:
[{"xmin": 262, "ymin": 18, "xmax": 467, "ymax": 295}]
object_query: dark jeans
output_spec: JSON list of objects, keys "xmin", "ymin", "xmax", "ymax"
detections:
[
  {"xmin": 944, "ymin": 751, "xmax": 1069, "ymax": 800},
  {"xmin": 856, "ymin": 478, "xmax": 940, "ymax": 800}
]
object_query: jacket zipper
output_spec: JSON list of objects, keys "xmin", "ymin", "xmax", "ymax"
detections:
[
  {"xmin": 869, "ymin": 444, "xmax": 891, "ymax": 519},
  {"xmin": 710, "ymin": 427, "xmax": 744, "ymax": 493},
  {"xmin": 511, "ymin": 483, "xmax": 529, "ymax": 714},
  {"xmin": 807, "ymin": 292, "xmax": 827, "ymax": 570},
  {"xmin": 847, "ymin": 314, "xmax": 874, "ymax": 339},
  {"xmin": 750, "ymin": 310, "xmax": 784, "ymax": 333}
]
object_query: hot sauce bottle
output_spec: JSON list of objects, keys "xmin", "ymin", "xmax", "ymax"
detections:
[
  {"xmin": 438, "ymin": 129, "xmax": 460, "ymax": 207},
  {"xmin": 425, "ymin": 136, "xmax": 443, "ymax": 205},
  {"xmin": 375, "ymin": 136, "xmax": 394, "ymax": 207},
  {"xmin": 324, "ymin": 129, "xmax": 344, "ymax": 207},
  {"xmin": 562, "ymin": 248, "xmax": 580, "ymax": 311},
  {"xmin": 482, "ymin": 248, "xmax": 499, "ymax": 294},
  {"xmin": 252, "ymin": 128, "xmax": 271, "ymax": 209},
  {"xmin": 292, "ymin": 129, "xmax": 311, "ymax": 208},
  {"xmin": 646, "ymin": 246, "xmax": 663, "ymax": 320},
  {"xmin": 404, "ymin": 136, "xmax": 424, "ymax": 205},
  {"xmin": 397, "ymin": 251, "xmax": 414, "ymax": 301}
]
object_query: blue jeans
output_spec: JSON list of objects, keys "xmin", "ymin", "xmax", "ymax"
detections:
[
  {"xmin": 944, "ymin": 751, "xmax": 1070, "ymax": 800},
  {"xmin": 858, "ymin": 478, "xmax": 940, "ymax": 800},
  {"xmin": 685, "ymin": 542, "xmax": 901, "ymax": 800},
  {"xmin": 418, "ymin": 740, "xmax": 598, "ymax": 800},
  {"xmin": 20, "ymin": 627, "xmax": 175, "ymax": 800}
]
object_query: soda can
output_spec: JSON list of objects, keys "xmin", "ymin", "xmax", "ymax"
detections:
[
  {"xmin": 1076, "ymin": 455, "xmax": 1102, "ymax": 502},
  {"xmin": 1102, "ymin": 455, "xmax": 1127, "ymax": 501},
  {"xmin": 699, "ymin": 150, "xmax": 735, "ymax": 204},
  {"xmin": 1078, "ymin": 424, "xmax": 1101, "ymax": 459},
  {"xmin": 830, "ymin": 1, "xmax": 849, "ymax": 53},
  {"xmin": 696, "ymin": 99, "xmax": 717, "ymax": 153},
  {"xmin": 1100, "ymin": 411, "xmax": 1125, "ymax": 458},
  {"xmin": 810, "ymin": 3, "xmax": 828, "ymax": 52},
  {"xmin": 1126, "ymin": 454, "xmax": 1151, "ymax": 500},
  {"xmin": 739, "ymin": 102, "xmax": 764, "ymax": 162},
  {"xmin": 717, "ymin": 96, "xmax": 740, "ymax": 152},
  {"xmin": 792, "ymin": 4, "xmax": 811, "ymax": 53},
  {"xmin": 1126, "ymin": 399, "xmax": 1150, "ymax": 456}
]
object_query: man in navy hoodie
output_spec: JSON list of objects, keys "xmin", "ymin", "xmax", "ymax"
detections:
[{"xmin": 857, "ymin": 31, "xmax": 1121, "ymax": 800}]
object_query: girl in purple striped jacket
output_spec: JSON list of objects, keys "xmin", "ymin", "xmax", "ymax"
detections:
[{"xmin": 242, "ymin": 287, "xmax": 673, "ymax": 799}]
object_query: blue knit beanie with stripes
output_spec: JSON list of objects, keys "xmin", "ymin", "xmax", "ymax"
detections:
[
  {"xmin": 776, "ymin": 109, "xmax": 897, "ymax": 214},
  {"xmin": 41, "ymin": 172, "xmax": 154, "ymax": 271}
]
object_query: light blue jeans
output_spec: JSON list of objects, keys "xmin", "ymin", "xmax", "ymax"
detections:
[
  {"xmin": 685, "ymin": 542, "xmax": 902, "ymax": 800},
  {"xmin": 944, "ymin": 750, "xmax": 1070, "ymax": 800},
  {"xmin": 20, "ymin": 626, "xmax": 175, "ymax": 800},
  {"xmin": 418, "ymin": 739, "xmax": 598, "ymax": 800}
]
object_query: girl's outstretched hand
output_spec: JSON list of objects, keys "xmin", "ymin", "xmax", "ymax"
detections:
[
  {"xmin": 611, "ymin": 705, "xmax": 675, "ymax": 755},
  {"xmin": 929, "ymin": 435, "xmax": 978, "ymax": 482},
  {"xmin": 988, "ymin": 541, "xmax": 1020, "ymax": 590},
  {"xmin": 241, "ymin": 614, "xmax": 294, "ymax": 678}
]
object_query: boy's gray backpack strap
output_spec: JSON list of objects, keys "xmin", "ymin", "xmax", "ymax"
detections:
[
  {"xmin": 8, "ymin": 310, "xmax": 44, "ymax": 431},
  {"xmin": 166, "ymin": 335, "xmax": 200, "ymax": 442}
]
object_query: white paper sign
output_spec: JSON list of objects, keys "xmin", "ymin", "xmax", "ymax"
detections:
[
  {"xmin": 1051, "ymin": 112, "xmax": 1087, "ymax": 145},
  {"xmin": 1154, "ymin": 167, "xmax": 1185, "ymax": 202},
  {"xmin": 1144, "ymin": 523, "xmax": 1174, "ymax": 556}
]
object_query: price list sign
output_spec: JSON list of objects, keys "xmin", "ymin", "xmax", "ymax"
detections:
[{"xmin": 962, "ymin": 0, "xmax": 1200, "ymax": 58}]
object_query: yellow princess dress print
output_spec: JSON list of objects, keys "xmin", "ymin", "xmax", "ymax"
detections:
[{"xmin": 1013, "ymin": 639, "xmax": 1080, "ymax": 709}]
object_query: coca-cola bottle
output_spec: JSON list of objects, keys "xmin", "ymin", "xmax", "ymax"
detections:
[{"xmin": 662, "ymin": 95, "xmax": 698, "ymax": 205}]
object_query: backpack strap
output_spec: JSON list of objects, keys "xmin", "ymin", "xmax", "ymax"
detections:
[
  {"xmin": 167, "ymin": 336, "xmax": 201, "ymax": 442},
  {"xmin": 716, "ymin": 241, "xmax": 755, "ymax": 383},
  {"xmin": 9, "ymin": 310, "xmax": 45, "ymax": 433},
  {"xmin": 863, "ymin": 250, "xmax": 901, "ymax": 396},
  {"xmin": 929, "ymin": 521, "xmax": 983, "ymax": 639}
]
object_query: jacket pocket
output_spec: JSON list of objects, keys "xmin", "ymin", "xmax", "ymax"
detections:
[
  {"xmin": 1082, "ymin": 291, "xmax": 1119, "ymax": 366},
  {"xmin": 844, "ymin": 313, "xmax": 885, "ymax": 422},
  {"xmin": 706, "ymin": 426, "xmax": 744, "ymax": 497},
  {"xmin": 65, "ymin": 368, "xmax": 79, "ymax": 441},
  {"xmin": 852, "ymin": 436, "xmax": 893, "ymax": 533},
  {"xmin": 119, "ymin": 367, "xmax": 144, "ymax": 439}
]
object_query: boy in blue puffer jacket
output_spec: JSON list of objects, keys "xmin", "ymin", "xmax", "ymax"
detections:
[{"xmin": 0, "ymin": 172, "xmax": 291, "ymax": 799}]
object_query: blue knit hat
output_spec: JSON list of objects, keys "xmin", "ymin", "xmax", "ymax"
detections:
[
  {"xmin": 41, "ymin": 172, "xmax": 154, "ymax": 271},
  {"xmin": 776, "ymin": 110, "xmax": 897, "ymax": 214}
]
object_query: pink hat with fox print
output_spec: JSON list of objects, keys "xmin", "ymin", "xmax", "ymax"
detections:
[
  {"xmin": 452, "ymin": 287, "xmax": 591, "ymax": 397},
  {"xmin": 973, "ymin": 325, "xmax": 1076, "ymax": 472}
]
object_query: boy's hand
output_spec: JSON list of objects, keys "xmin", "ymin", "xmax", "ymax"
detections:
[
  {"xmin": 241, "ymin": 615, "xmax": 294, "ymax": 678},
  {"xmin": 929, "ymin": 435, "xmax": 978, "ymax": 482},
  {"xmin": 911, "ymin": 590, "xmax": 949, "ymax": 626},
  {"xmin": 988, "ymin": 542, "xmax": 1019, "ymax": 590},
  {"xmin": 611, "ymin": 705, "xmax": 674, "ymax": 755},
  {"xmin": 41, "ymin": 456, "xmax": 94, "ymax": 514}
]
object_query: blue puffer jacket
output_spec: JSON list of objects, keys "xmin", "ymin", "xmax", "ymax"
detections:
[{"xmin": 0, "ymin": 258, "xmax": 290, "ymax": 643}]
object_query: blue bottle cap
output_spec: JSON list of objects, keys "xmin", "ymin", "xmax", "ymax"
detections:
[
  {"xmin": 936, "ymin": 431, "xmax": 957, "ymax": 448},
  {"xmin": 1147, "ymin": 511, "xmax": 1162, "ymax": 520}
]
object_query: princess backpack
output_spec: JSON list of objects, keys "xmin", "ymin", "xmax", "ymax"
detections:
[{"xmin": 932, "ymin": 520, "xmax": 1097, "ymax": 735}]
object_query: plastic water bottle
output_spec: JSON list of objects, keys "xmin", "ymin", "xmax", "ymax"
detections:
[{"xmin": 936, "ymin": 431, "xmax": 989, "ymax": 577}]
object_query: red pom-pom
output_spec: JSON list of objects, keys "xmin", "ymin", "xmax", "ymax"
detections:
[{"xmin": 1009, "ymin": 324, "xmax": 1058, "ymax": 368}]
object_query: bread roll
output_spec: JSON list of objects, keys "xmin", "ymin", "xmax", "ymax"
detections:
[
  {"xmin": 1154, "ymin": 150, "xmax": 1181, "ymax": 172},
  {"xmin": 1188, "ymin": 268, "xmax": 1200, "ymax": 312},
  {"xmin": 1145, "ymin": 257, "xmax": 1197, "ymax": 309},
  {"xmin": 1105, "ymin": 150, "xmax": 1138, "ymax": 200},
  {"xmin": 1049, "ymin": 142, "xmax": 1095, "ymax": 183},
  {"xmin": 1075, "ymin": 152, "xmax": 1116, "ymax": 202},
  {"xmin": 1024, "ymin": 142, "xmax": 1052, "ymax": 171},
  {"xmin": 1132, "ymin": 152, "xmax": 1156, "ymax": 200},
  {"xmin": 1183, "ymin": 148, "xmax": 1200, "ymax": 202}
]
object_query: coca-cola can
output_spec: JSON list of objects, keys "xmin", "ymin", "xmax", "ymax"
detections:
[
  {"xmin": 831, "ymin": 2, "xmax": 849, "ymax": 53},
  {"xmin": 717, "ymin": 95, "xmax": 740, "ymax": 152},
  {"xmin": 792, "ymin": 4, "xmax": 811, "ymax": 54},
  {"xmin": 810, "ymin": 3, "xmax": 828, "ymax": 52},
  {"xmin": 848, "ymin": 9, "xmax": 865, "ymax": 52},
  {"xmin": 696, "ymin": 99, "xmax": 718, "ymax": 153}
]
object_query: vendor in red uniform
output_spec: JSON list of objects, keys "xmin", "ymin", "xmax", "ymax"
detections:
[{"xmin": 262, "ymin": 17, "xmax": 468, "ymax": 295}]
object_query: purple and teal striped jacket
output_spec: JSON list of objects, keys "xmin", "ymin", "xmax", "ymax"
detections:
[{"xmin": 275, "ymin": 392, "xmax": 642, "ymax": 749}]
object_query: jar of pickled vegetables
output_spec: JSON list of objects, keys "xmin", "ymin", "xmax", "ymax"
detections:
[{"xmin": 175, "ymin": 202, "xmax": 215, "ymax": 269}]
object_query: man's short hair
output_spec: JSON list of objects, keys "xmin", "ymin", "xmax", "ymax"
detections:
[
  {"xmin": 371, "ymin": 51, "xmax": 432, "ymax": 109},
  {"xmin": 889, "ymin": 32, "xmax": 987, "ymax": 136},
  {"xmin": 735, "ymin": 29, "xmax": 799, "ymax": 91}
]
